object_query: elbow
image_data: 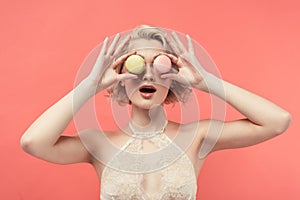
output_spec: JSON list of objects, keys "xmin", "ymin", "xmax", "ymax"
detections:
[
  {"xmin": 20, "ymin": 135, "xmax": 35, "ymax": 154},
  {"xmin": 272, "ymin": 111, "xmax": 292, "ymax": 135}
]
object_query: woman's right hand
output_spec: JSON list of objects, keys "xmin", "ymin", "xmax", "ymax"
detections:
[
  {"xmin": 84, "ymin": 33, "xmax": 137, "ymax": 94},
  {"xmin": 21, "ymin": 33, "xmax": 138, "ymax": 165}
]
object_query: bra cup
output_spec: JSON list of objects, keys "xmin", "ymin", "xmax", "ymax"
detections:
[{"xmin": 100, "ymin": 133, "xmax": 197, "ymax": 200}]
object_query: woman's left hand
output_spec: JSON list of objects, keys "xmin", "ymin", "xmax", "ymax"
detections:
[{"xmin": 161, "ymin": 32, "xmax": 210, "ymax": 91}]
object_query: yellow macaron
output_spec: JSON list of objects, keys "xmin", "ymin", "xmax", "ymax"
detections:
[{"xmin": 125, "ymin": 55, "xmax": 145, "ymax": 74}]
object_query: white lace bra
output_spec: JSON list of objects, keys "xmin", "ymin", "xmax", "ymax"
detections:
[{"xmin": 100, "ymin": 126, "xmax": 197, "ymax": 200}]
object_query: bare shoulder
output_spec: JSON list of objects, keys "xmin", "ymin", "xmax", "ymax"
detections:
[
  {"xmin": 168, "ymin": 119, "xmax": 209, "ymax": 135},
  {"xmin": 78, "ymin": 128, "xmax": 131, "ymax": 164},
  {"xmin": 166, "ymin": 120, "xmax": 210, "ymax": 149},
  {"xmin": 79, "ymin": 128, "xmax": 130, "ymax": 148}
]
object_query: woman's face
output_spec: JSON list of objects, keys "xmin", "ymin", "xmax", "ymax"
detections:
[{"xmin": 123, "ymin": 39, "xmax": 172, "ymax": 109}]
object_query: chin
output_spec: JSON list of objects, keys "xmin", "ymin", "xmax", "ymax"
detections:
[
  {"xmin": 131, "ymin": 99, "xmax": 164, "ymax": 110},
  {"xmin": 130, "ymin": 93, "xmax": 167, "ymax": 109}
]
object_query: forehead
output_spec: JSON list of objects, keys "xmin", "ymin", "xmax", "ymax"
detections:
[
  {"xmin": 127, "ymin": 39, "xmax": 166, "ymax": 60},
  {"xmin": 128, "ymin": 39, "xmax": 165, "ymax": 51}
]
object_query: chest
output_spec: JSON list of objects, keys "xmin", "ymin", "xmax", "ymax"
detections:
[
  {"xmin": 100, "ymin": 154, "xmax": 197, "ymax": 200},
  {"xmin": 100, "ymin": 135, "xmax": 198, "ymax": 199}
]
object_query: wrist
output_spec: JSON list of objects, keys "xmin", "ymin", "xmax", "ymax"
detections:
[
  {"xmin": 74, "ymin": 79, "xmax": 98, "ymax": 100},
  {"xmin": 194, "ymin": 73, "xmax": 216, "ymax": 92},
  {"xmin": 196, "ymin": 73, "xmax": 225, "ymax": 96}
]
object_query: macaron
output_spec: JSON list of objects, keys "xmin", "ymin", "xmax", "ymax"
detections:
[
  {"xmin": 125, "ymin": 55, "xmax": 145, "ymax": 74},
  {"xmin": 153, "ymin": 55, "xmax": 172, "ymax": 74}
]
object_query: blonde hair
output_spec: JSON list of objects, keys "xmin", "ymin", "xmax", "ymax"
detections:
[{"xmin": 110, "ymin": 25, "xmax": 191, "ymax": 105}]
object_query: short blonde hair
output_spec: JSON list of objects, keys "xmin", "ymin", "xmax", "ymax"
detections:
[{"xmin": 110, "ymin": 25, "xmax": 191, "ymax": 105}]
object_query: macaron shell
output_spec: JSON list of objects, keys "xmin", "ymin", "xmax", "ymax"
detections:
[
  {"xmin": 125, "ymin": 55, "xmax": 145, "ymax": 74},
  {"xmin": 153, "ymin": 55, "xmax": 172, "ymax": 73}
]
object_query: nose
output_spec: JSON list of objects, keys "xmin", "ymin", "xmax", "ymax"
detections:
[{"xmin": 142, "ymin": 64, "xmax": 155, "ymax": 82}]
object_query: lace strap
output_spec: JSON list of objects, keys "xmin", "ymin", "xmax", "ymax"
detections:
[{"xmin": 129, "ymin": 120, "xmax": 168, "ymax": 138}]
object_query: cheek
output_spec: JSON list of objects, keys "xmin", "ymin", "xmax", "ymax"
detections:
[
  {"xmin": 124, "ymin": 79, "xmax": 140, "ymax": 98},
  {"xmin": 158, "ymin": 87, "xmax": 170, "ymax": 99},
  {"xmin": 155, "ymin": 77, "xmax": 172, "ymax": 89}
]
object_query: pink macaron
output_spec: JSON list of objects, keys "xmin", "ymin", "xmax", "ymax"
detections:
[{"xmin": 153, "ymin": 55, "xmax": 172, "ymax": 74}]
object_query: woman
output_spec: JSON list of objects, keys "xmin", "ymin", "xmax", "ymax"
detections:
[{"xmin": 21, "ymin": 25, "xmax": 291, "ymax": 199}]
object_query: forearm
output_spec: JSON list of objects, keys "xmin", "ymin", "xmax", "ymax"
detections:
[
  {"xmin": 199, "ymin": 73, "xmax": 291, "ymax": 133},
  {"xmin": 21, "ymin": 80, "xmax": 96, "ymax": 152}
]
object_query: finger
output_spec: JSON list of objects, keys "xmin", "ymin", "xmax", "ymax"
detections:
[
  {"xmin": 114, "ymin": 35, "xmax": 131, "ymax": 56},
  {"xmin": 112, "ymin": 51, "xmax": 136, "ymax": 69},
  {"xmin": 186, "ymin": 35, "xmax": 195, "ymax": 55},
  {"xmin": 164, "ymin": 33, "xmax": 181, "ymax": 55},
  {"xmin": 98, "ymin": 37, "xmax": 109, "ymax": 61},
  {"xmin": 106, "ymin": 33, "xmax": 121, "ymax": 56},
  {"xmin": 91, "ymin": 37, "xmax": 109, "ymax": 76},
  {"xmin": 117, "ymin": 73, "xmax": 138, "ymax": 81},
  {"xmin": 160, "ymin": 73, "xmax": 189, "ymax": 85},
  {"xmin": 158, "ymin": 52, "xmax": 183, "ymax": 67},
  {"xmin": 172, "ymin": 32, "xmax": 186, "ymax": 54}
]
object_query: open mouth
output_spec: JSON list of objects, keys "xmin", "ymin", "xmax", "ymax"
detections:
[{"xmin": 139, "ymin": 85, "xmax": 157, "ymax": 93}]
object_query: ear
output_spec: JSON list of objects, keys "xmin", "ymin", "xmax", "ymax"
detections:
[{"xmin": 120, "ymin": 80, "xmax": 125, "ymax": 87}]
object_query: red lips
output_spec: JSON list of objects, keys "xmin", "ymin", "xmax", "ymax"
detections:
[{"xmin": 139, "ymin": 85, "xmax": 157, "ymax": 99}]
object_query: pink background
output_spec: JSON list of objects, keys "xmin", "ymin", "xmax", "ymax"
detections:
[{"xmin": 1, "ymin": 0, "xmax": 299, "ymax": 199}]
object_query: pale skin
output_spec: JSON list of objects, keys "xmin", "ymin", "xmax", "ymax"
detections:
[{"xmin": 21, "ymin": 32, "xmax": 292, "ymax": 191}]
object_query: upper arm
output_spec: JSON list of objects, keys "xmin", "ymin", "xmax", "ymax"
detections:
[
  {"xmin": 201, "ymin": 118, "xmax": 282, "ymax": 154},
  {"xmin": 23, "ymin": 135, "xmax": 92, "ymax": 165},
  {"xmin": 50, "ymin": 135, "xmax": 92, "ymax": 164}
]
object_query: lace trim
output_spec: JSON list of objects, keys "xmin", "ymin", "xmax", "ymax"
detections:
[
  {"xmin": 101, "ymin": 132, "xmax": 197, "ymax": 200},
  {"xmin": 128, "ymin": 120, "xmax": 168, "ymax": 138}
]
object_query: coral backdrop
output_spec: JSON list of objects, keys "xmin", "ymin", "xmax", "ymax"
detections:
[{"xmin": 1, "ymin": 0, "xmax": 299, "ymax": 199}]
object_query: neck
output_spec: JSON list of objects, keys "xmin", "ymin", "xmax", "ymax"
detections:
[{"xmin": 130, "ymin": 104, "xmax": 167, "ymax": 131}]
